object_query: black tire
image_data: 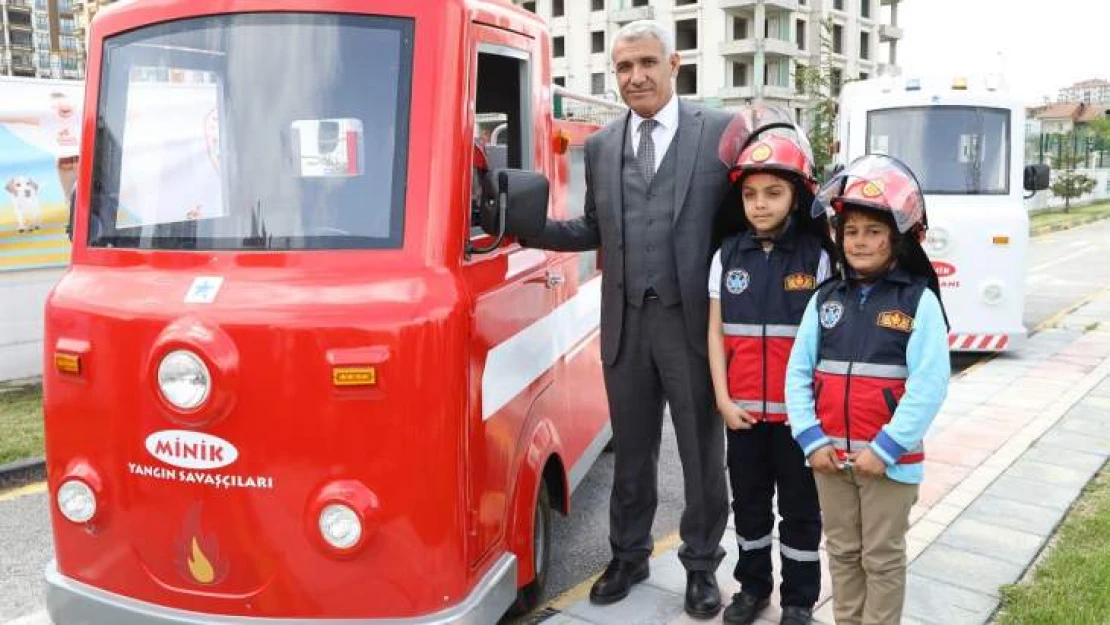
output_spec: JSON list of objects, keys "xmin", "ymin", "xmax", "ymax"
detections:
[{"xmin": 508, "ymin": 482, "xmax": 551, "ymax": 616}]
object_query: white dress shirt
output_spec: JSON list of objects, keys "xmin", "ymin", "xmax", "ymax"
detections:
[{"xmin": 628, "ymin": 94, "xmax": 679, "ymax": 174}]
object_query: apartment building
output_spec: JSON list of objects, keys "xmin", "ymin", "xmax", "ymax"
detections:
[
  {"xmin": 71, "ymin": 0, "xmax": 116, "ymax": 78},
  {"xmin": 516, "ymin": 0, "xmax": 904, "ymax": 117},
  {"xmin": 1058, "ymin": 79, "xmax": 1110, "ymax": 105},
  {"xmin": 0, "ymin": 0, "xmax": 81, "ymax": 79}
]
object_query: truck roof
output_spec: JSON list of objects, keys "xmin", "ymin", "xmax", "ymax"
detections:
[
  {"xmin": 90, "ymin": 0, "xmax": 548, "ymax": 62},
  {"xmin": 840, "ymin": 74, "xmax": 1022, "ymax": 110},
  {"xmin": 96, "ymin": 0, "xmax": 537, "ymax": 26}
]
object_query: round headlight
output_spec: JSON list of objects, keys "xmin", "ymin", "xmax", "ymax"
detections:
[
  {"xmin": 57, "ymin": 479, "xmax": 97, "ymax": 524},
  {"xmin": 981, "ymin": 282, "xmax": 1004, "ymax": 305},
  {"xmin": 925, "ymin": 227, "xmax": 950, "ymax": 255},
  {"xmin": 318, "ymin": 503, "xmax": 362, "ymax": 550},
  {"xmin": 158, "ymin": 350, "xmax": 210, "ymax": 410}
]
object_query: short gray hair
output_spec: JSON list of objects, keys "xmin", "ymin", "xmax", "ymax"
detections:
[{"xmin": 610, "ymin": 20, "xmax": 675, "ymax": 61}]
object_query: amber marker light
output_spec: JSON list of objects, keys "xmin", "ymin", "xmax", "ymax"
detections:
[{"xmin": 333, "ymin": 366, "xmax": 377, "ymax": 387}]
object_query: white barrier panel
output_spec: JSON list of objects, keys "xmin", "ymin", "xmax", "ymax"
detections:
[
  {"xmin": 1024, "ymin": 168, "xmax": 1110, "ymax": 212},
  {"xmin": 0, "ymin": 77, "xmax": 84, "ymax": 381}
]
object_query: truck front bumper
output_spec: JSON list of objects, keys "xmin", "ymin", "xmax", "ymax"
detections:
[{"xmin": 45, "ymin": 555, "xmax": 517, "ymax": 625}]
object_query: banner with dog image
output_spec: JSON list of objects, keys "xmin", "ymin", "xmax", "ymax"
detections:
[{"xmin": 0, "ymin": 77, "xmax": 82, "ymax": 272}]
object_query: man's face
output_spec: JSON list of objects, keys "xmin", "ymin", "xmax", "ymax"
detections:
[{"xmin": 612, "ymin": 36, "xmax": 679, "ymax": 118}]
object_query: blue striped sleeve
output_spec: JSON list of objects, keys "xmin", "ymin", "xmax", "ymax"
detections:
[
  {"xmin": 870, "ymin": 288, "xmax": 950, "ymax": 466},
  {"xmin": 787, "ymin": 293, "xmax": 831, "ymax": 457}
]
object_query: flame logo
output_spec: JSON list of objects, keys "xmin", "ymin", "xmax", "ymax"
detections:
[
  {"xmin": 176, "ymin": 503, "xmax": 227, "ymax": 586},
  {"xmin": 187, "ymin": 537, "xmax": 216, "ymax": 584}
]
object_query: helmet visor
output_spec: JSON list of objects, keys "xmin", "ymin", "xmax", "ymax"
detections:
[
  {"xmin": 718, "ymin": 103, "xmax": 812, "ymax": 170},
  {"xmin": 811, "ymin": 154, "xmax": 925, "ymax": 233}
]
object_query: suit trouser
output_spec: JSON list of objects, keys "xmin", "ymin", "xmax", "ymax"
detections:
[
  {"xmin": 814, "ymin": 469, "xmax": 919, "ymax": 625},
  {"xmin": 728, "ymin": 421, "xmax": 822, "ymax": 608},
  {"xmin": 602, "ymin": 298, "xmax": 729, "ymax": 571}
]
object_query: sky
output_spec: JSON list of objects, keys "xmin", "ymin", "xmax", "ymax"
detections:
[{"xmin": 895, "ymin": 0, "xmax": 1109, "ymax": 105}]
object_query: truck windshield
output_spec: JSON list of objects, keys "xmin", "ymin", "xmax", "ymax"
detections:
[
  {"xmin": 88, "ymin": 13, "xmax": 413, "ymax": 250},
  {"xmin": 866, "ymin": 106, "xmax": 1010, "ymax": 195}
]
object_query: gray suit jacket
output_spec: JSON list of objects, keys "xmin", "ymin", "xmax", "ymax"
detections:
[{"xmin": 527, "ymin": 100, "xmax": 733, "ymax": 365}]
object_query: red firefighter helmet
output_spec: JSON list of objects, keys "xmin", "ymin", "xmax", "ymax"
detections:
[
  {"xmin": 812, "ymin": 154, "xmax": 927, "ymax": 235},
  {"xmin": 730, "ymin": 134, "xmax": 817, "ymax": 189},
  {"xmin": 718, "ymin": 103, "xmax": 816, "ymax": 191}
]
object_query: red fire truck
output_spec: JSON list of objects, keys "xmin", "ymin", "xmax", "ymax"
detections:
[{"xmin": 43, "ymin": 1, "xmax": 615, "ymax": 622}]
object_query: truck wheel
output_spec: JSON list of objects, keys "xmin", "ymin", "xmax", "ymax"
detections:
[{"xmin": 509, "ymin": 482, "xmax": 551, "ymax": 616}]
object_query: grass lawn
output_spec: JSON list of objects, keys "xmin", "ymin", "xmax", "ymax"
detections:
[
  {"xmin": 1029, "ymin": 201, "xmax": 1110, "ymax": 232},
  {"xmin": 0, "ymin": 384, "xmax": 43, "ymax": 465},
  {"xmin": 996, "ymin": 465, "xmax": 1110, "ymax": 624}
]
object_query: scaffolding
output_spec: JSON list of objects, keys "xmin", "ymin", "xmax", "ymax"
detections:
[{"xmin": 553, "ymin": 85, "xmax": 626, "ymax": 126}]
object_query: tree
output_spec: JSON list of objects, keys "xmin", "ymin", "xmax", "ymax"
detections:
[
  {"xmin": 1087, "ymin": 116, "xmax": 1110, "ymax": 168},
  {"xmin": 1050, "ymin": 131, "xmax": 1097, "ymax": 212},
  {"xmin": 793, "ymin": 16, "xmax": 838, "ymax": 182}
]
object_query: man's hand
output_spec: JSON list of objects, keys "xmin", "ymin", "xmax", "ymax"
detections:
[
  {"xmin": 848, "ymin": 448, "xmax": 888, "ymax": 478},
  {"xmin": 807, "ymin": 445, "xmax": 840, "ymax": 474},
  {"xmin": 719, "ymin": 402, "xmax": 755, "ymax": 431}
]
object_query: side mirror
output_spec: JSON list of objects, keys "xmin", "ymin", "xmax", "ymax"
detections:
[
  {"xmin": 1024, "ymin": 163, "xmax": 1050, "ymax": 192},
  {"xmin": 471, "ymin": 169, "xmax": 549, "ymax": 254}
]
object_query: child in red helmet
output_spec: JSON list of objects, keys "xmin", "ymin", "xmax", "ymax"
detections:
[
  {"xmin": 786, "ymin": 154, "xmax": 950, "ymax": 625},
  {"xmin": 709, "ymin": 105, "xmax": 836, "ymax": 625}
]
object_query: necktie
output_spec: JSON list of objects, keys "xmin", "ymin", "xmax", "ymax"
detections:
[{"xmin": 637, "ymin": 118, "xmax": 657, "ymax": 184}]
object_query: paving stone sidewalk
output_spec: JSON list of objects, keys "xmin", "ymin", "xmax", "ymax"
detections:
[{"xmin": 538, "ymin": 291, "xmax": 1110, "ymax": 625}]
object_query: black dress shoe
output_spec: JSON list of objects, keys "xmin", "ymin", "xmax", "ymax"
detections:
[
  {"xmin": 780, "ymin": 606, "xmax": 813, "ymax": 625},
  {"xmin": 588, "ymin": 558, "xmax": 649, "ymax": 605},
  {"xmin": 684, "ymin": 570, "xmax": 722, "ymax": 619},
  {"xmin": 722, "ymin": 592, "xmax": 770, "ymax": 625}
]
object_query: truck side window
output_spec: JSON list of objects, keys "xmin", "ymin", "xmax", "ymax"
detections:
[{"xmin": 471, "ymin": 48, "xmax": 532, "ymax": 236}]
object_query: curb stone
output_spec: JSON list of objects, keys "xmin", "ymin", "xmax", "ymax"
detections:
[
  {"xmin": 1030, "ymin": 211, "xmax": 1110, "ymax": 237},
  {"xmin": 0, "ymin": 457, "xmax": 46, "ymax": 491}
]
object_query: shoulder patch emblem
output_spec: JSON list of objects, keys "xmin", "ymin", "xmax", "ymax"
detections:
[
  {"xmin": 877, "ymin": 310, "xmax": 914, "ymax": 333},
  {"xmin": 725, "ymin": 269, "xmax": 750, "ymax": 295},
  {"xmin": 819, "ymin": 300, "xmax": 844, "ymax": 329},
  {"xmin": 784, "ymin": 272, "xmax": 816, "ymax": 291}
]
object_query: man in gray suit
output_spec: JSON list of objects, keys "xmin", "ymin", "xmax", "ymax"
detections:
[{"xmin": 523, "ymin": 20, "xmax": 733, "ymax": 619}]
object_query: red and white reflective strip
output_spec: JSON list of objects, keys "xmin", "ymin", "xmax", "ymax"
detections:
[{"xmin": 948, "ymin": 333, "xmax": 1010, "ymax": 351}]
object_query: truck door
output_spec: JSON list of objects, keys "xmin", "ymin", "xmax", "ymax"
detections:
[{"xmin": 460, "ymin": 24, "xmax": 563, "ymax": 566}]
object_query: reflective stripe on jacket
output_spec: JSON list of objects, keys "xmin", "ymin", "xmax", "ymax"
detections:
[
  {"xmin": 719, "ymin": 226, "xmax": 823, "ymax": 423},
  {"xmin": 810, "ymin": 268, "xmax": 927, "ymax": 464}
]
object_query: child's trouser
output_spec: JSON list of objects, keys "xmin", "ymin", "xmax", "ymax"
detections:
[
  {"xmin": 814, "ymin": 468, "xmax": 919, "ymax": 625},
  {"xmin": 727, "ymin": 421, "xmax": 821, "ymax": 608}
]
